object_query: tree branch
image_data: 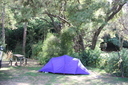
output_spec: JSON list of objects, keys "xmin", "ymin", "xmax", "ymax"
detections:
[
  {"xmin": 91, "ymin": 2, "xmax": 126, "ymax": 50},
  {"xmin": 40, "ymin": 18, "xmax": 51, "ymax": 24},
  {"xmin": 106, "ymin": 3, "xmax": 126, "ymax": 21},
  {"xmin": 44, "ymin": 12, "xmax": 70, "ymax": 26},
  {"xmin": 119, "ymin": 18, "xmax": 128, "ymax": 32}
]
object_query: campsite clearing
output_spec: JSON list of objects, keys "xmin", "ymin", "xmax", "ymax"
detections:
[{"xmin": 0, "ymin": 59, "xmax": 128, "ymax": 85}]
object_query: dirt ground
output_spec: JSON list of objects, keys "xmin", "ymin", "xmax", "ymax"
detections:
[
  {"xmin": 1, "ymin": 59, "xmax": 40, "ymax": 67},
  {"xmin": 0, "ymin": 59, "xmax": 128, "ymax": 85},
  {"xmin": 0, "ymin": 59, "xmax": 42, "ymax": 85}
]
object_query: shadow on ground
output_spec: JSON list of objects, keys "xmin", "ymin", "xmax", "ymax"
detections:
[{"xmin": 0, "ymin": 59, "xmax": 128, "ymax": 85}]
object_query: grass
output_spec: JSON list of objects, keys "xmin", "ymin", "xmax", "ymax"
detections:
[
  {"xmin": 0, "ymin": 66, "xmax": 128, "ymax": 85},
  {"xmin": 0, "ymin": 58, "xmax": 128, "ymax": 85}
]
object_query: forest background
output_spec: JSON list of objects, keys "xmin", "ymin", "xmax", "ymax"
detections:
[{"xmin": 0, "ymin": 0, "xmax": 128, "ymax": 77}]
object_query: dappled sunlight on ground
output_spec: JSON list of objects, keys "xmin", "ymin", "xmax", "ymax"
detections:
[
  {"xmin": 28, "ymin": 70, "xmax": 38, "ymax": 73},
  {"xmin": 17, "ymin": 83, "xmax": 30, "ymax": 85},
  {"xmin": 0, "ymin": 82, "xmax": 30, "ymax": 85},
  {"xmin": 0, "ymin": 67, "xmax": 11, "ymax": 71},
  {"xmin": 0, "ymin": 59, "xmax": 128, "ymax": 85}
]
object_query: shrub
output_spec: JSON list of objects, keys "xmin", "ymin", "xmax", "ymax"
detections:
[
  {"xmin": 38, "ymin": 33, "xmax": 61, "ymax": 65},
  {"xmin": 32, "ymin": 41, "xmax": 43, "ymax": 59},
  {"xmin": 59, "ymin": 27, "xmax": 75, "ymax": 55},
  {"xmin": 99, "ymin": 52, "xmax": 109, "ymax": 69},
  {"xmin": 81, "ymin": 48, "xmax": 102, "ymax": 67},
  {"xmin": 104, "ymin": 48, "xmax": 128, "ymax": 77},
  {"xmin": 70, "ymin": 52, "xmax": 81, "ymax": 59},
  {"xmin": 34, "ymin": 27, "xmax": 76, "ymax": 65}
]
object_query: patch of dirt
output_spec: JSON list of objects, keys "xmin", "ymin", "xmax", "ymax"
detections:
[
  {"xmin": 0, "ymin": 59, "xmax": 43, "ymax": 85},
  {"xmin": 0, "ymin": 59, "xmax": 127, "ymax": 85},
  {"xmin": 1, "ymin": 59, "xmax": 41, "ymax": 67}
]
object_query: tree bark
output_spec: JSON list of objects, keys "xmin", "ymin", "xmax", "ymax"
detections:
[
  {"xmin": 73, "ymin": 34, "xmax": 85, "ymax": 53},
  {"xmin": 22, "ymin": 22, "xmax": 27, "ymax": 55},
  {"xmin": 79, "ymin": 34, "xmax": 85, "ymax": 52},
  {"xmin": 1, "ymin": 3, "xmax": 5, "ymax": 45},
  {"xmin": 117, "ymin": 52, "xmax": 124, "ymax": 77},
  {"xmin": 47, "ymin": 14, "xmax": 59, "ymax": 33},
  {"xmin": 91, "ymin": 2, "xmax": 126, "ymax": 50}
]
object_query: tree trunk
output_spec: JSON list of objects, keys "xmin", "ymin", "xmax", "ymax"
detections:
[
  {"xmin": 117, "ymin": 52, "xmax": 124, "ymax": 77},
  {"xmin": 91, "ymin": 23, "xmax": 106, "ymax": 50},
  {"xmin": 1, "ymin": 3, "xmax": 5, "ymax": 45},
  {"xmin": 91, "ymin": 2, "xmax": 126, "ymax": 50},
  {"xmin": 22, "ymin": 22, "xmax": 27, "ymax": 56},
  {"xmin": 47, "ymin": 14, "xmax": 62, "ymax": 33},
  {"xmin": 79, "ymin": 34, "xmax": 85, "ymax": 52},
  {"xmin": 73, "ymin": 34, "xmax": 85, "ymax": 53}
]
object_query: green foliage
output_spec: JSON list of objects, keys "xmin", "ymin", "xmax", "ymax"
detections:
[
  {"xmin": 81, "ymin": 48, "xmax": 101, "ymax": 67},
  {"xmin": 43, "ymin": 33, "xmax": 61, "ymax": 57},
  {"xmin": 108, "ymin": 37, "xmax": 121, "ymax": 47},
  {"xmin": 5, "ymin": 19, "xmax": 49, "ymax": 57},
  {"xmin": 34, "ymin": 27, "xmax": 76, "ymax": 65},
  {"xmin": 25, "ymin": 19, "xmax": 49, "ymax": 57},
  {"xmin": 32, "ymin": 41, "xmax": 43, "ymax": 59},
  {"xmin": 102, "ymin": 34, "xmax": 111, "ymax": 42},
  {"xmin": 99, "ymin": 52, "xmax": 108, "ymax": 69},
  {"xmin": 102, "ymin": 33, "xmax": 128, "ymax": 49},
  {"xmin": 36, "ymin": 33, "xmax": 61, "ymax": 65},
  {"xmin": 5, "ymin": 27, "xmax": 23, "ymax": 51},
  {"xmin": 104, "ymin": 49, "xmax": 128, "ymax": 77},
  {"xmin": 104, "ymin": 52, "xmax": 119, "ymax": 73},
  {"xmin": 3, "ymin": 0, "xmax": 127, "ymax": 70},
  {"xmin": 60, "ymin": 27, "xmax": 76, "ymax": 55},
  {"xmin": 67, "ymin": 0, "xmax": 107, "ymax": 26},
  {"xmin": 32, "ymin": 40, "xmax": 49, "ymax": 64},
  {"xmin": 70, "ymin": 52, "xmax": 81, "ymax": 59}
]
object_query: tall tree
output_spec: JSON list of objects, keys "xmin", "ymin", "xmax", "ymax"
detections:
[
  {"xmin": 91, "ymin": 0, "xmax": 127, "ymax": 49},
  {"xmin": 12, "ymin": 0, "xmax": 37, "ymax": 55},
  {"xmin": 67, "ymin": 0, "xmax": 106, "ymax": 52},
  {"xmin": 0, "ymin": 0, "xmax": 16, "ymax": 47},
  {"xmin": 22, "ymin": 22, "xmax": 27, "ymax": 55},
  {"xmin": 1, "ymin": 2, "xmax": 5, "ymax": 45}
]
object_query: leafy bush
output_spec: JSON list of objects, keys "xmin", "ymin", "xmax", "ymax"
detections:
[
  {"xmin": 81, "ymin": 48, "xmax": 102, "ymax": 67},
  {"xmin": 32, "ymin": 41, "xmax": 43, "ymax": 59},
  {"xmin": 99, "ymin": 52, "xmax": 108, "ymax": 69},
  {"xmin": 104, "ymin": 48, "xmax": 128, "ymax": 77},
  {"xmin": 70, "ymin": 52, "xmax": 81, "ymax": 59},
  {"xmin": 5, "ymin": 19, "xmax": 49, "ymax": 57},
  {"xmin": 32, "ymin": 27, "xmax": 76, "ymax": 65},
  {"xmin": 37, "ymin": 33, "xmax": 61, "ymax": 65},
  {"xmin": 104, "ymin": 52, "xmax": 119, "ymax": 74},
  {"xmin": 59, "ymin": 27, "xmax": 76, "ymax": 55}
]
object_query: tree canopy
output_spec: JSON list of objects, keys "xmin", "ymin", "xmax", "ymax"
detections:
[{"xmin": 0, "ymin": 0, "xmax": 128, "ymax": 55}]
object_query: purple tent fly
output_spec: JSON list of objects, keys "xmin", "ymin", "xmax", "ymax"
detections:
[{"xmin": 39, "ymin": 55, "xmax": 90, "ymax": 75}]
